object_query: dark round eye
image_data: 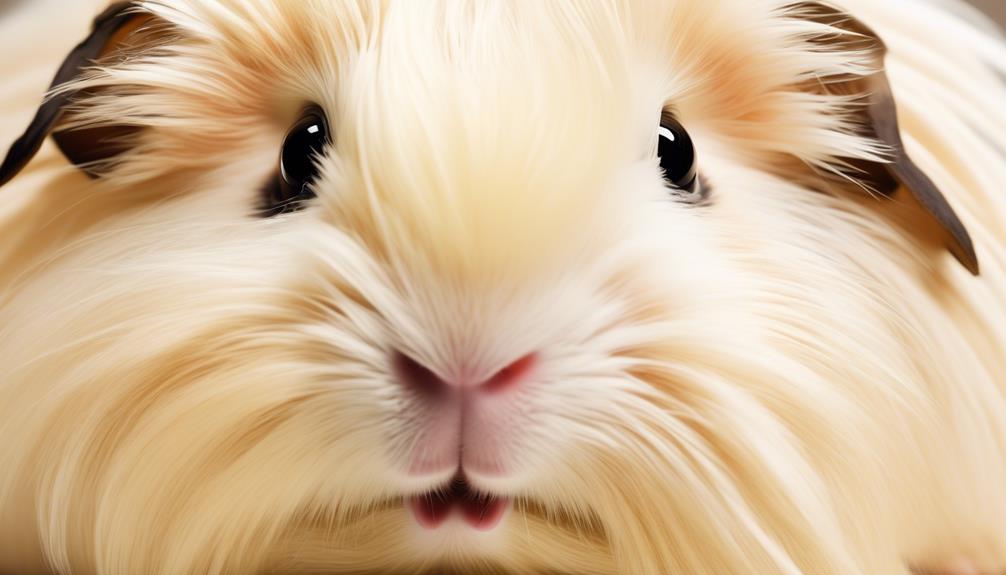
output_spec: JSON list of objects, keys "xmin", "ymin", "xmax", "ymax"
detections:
[
  {"xmin": 263, "ymin": 107, "xmax": 330, "ymax": 216},
  {"xmin": 658, "ymin": 116, "xmax": 700, "ymax": 198}
]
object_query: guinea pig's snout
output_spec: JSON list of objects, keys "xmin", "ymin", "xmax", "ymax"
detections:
[
  {"xmin": 390, "ymin": 350, "xmax": 539, "ymax": 479},
  {"xmin": 392, "ymin": 350, "xmax": 536, "ymax": 395}
]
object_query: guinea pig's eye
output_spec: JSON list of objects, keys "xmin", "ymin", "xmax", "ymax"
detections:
[
  {"xmin": 658, "ymin": 115, "xmax": 703, "ymax": 201},
  {"xmin": 262, "ymin": 107, "xmax": 331, "ymax": 216}
]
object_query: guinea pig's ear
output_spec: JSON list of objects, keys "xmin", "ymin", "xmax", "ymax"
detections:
[
  {"xmin": 0, "ymin": 1, "xmax": 155, "ymax": 187},
  {"xmin": 794, "ymin": 1, "xmax": 979, "ymax": 275}
]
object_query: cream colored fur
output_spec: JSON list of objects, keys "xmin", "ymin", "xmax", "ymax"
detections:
[{"xmin": 1, "ymin": 0, "xmax": 1005, "ymax": 573}]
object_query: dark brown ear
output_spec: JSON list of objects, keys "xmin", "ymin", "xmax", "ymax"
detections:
[
  {"xmin": 795, "ymin": 1, "xmax": 979, "ymax": 275},
  {"xmin": 0, "ymin": 1, "xmax": 150, "ymax": 188}
]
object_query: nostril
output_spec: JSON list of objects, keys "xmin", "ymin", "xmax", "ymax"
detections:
[
  {"xmin": 393, "ymin": 351, "xmax": 538, "ymax": 394},
  {"xmin": 393, "ymin": 351, "xmax": 446, "ymax": 396},
  {"xmin": 481, "ymin": 353, "xmax": 537, "ymax": 393}
]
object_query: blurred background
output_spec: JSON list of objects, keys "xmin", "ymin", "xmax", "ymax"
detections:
[
  {"xmin": 1, "ymin": 0, "xmax": 1004, "ymax": 25},
  {"xmin": 0, "ymin": 0, "xmax": 1004, "ymax": 21},
  {"xmin": 971, "ymin": 0, "xmax": 1005, "ymax": 23}
]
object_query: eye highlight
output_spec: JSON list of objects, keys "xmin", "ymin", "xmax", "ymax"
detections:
[
  {"xmin": 658, "ymin": 114, "xmax": 704, "ymax": 202},
  {"xmin": 261, "ymin": 106, "xmax": 331, "ymax": 217}
]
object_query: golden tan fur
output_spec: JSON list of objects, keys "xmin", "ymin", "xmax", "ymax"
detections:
[{"xmin": 1, "ymin": 0, "xmax": 1005, "ymax": 573}]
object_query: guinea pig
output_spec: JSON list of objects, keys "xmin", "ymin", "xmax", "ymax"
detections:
[{"xmin": 1, "ymin": 0, "xmax": 1005, "ymax": 573}]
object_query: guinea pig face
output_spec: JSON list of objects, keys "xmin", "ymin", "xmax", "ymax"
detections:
[{"xmin": 0, "ymin": 0, "xmax": 978, "ymax": 573}]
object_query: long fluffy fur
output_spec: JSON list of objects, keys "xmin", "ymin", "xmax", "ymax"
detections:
[{"xmin": 1, "ymin": 0, "xmax": 1005, "ymax": 573}]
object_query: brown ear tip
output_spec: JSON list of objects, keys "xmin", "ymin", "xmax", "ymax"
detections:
[
  {"xmin": 940, "ymin": 210, "xmax": 980, "ymax": 275},
  {"xmin": 0, "ymin": 164, "xmax": 19, "ymax": 188},
  {"xmin": 0, "ymin": 156, "xmax": 19, "ymax": 188},
  {"xmin": 930, "ymin": 195, "xmax": 980, "ymax": 276},
  {"xmin": 0, "ymin": 135, "xmax": 41, "ymax": 188},
  {"xmin": 952, "ymin": 243, "xmax": 980, "ymax": 276}
]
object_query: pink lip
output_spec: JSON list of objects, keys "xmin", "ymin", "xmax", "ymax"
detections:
[{"xmin": 408, "ymin": 473, "xmax": 510, "ymax": 531}]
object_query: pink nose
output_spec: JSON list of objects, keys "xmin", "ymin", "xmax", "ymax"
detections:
[{"xmin": 393, "ymin": 351, "xmax": 537, "ymax": 395}]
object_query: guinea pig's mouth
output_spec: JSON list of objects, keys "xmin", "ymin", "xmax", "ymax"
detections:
[{"xmin": 407, "ymin": 471, "xmax": 510, "ymax": 531}]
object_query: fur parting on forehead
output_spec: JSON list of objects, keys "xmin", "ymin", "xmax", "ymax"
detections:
[{"xmin": 75, "ymin": 0, "xmax": 888, "ymax": 171}]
